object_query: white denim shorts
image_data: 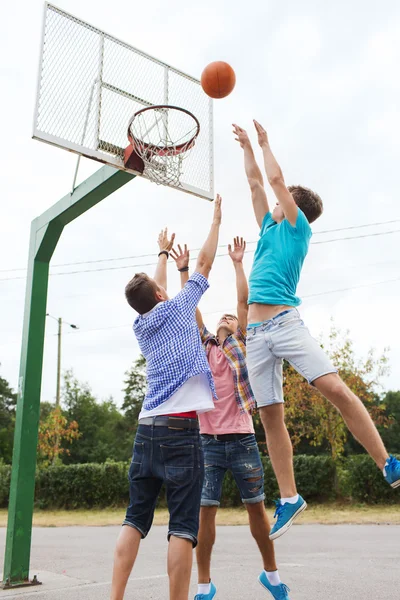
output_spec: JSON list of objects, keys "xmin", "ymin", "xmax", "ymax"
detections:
[{"xmin": 246, "ymin": 309, "xmax": 337, "ymax": 408}]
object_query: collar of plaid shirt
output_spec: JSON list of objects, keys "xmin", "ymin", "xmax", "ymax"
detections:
[{"xmin": 201, "ymin": 326, "xmax": 256, "ymax": 414}]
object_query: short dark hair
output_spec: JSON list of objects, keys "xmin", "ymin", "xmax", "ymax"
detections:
[
  {"xmin": 288, "ymin": 185, "xmax": 323, "ymax": 224},
  {"xmin": 125, "ymin": 273, "xmax": 159, "ymax": 314}
]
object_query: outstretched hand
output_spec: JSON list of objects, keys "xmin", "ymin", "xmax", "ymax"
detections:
[
  {"xmin": 228, "ymin": 237, "xmax": 246, "ymax": 263},
  {"xmin": 158, "ymin": 228, "xmax": 175, "ymax": 253},
  {"xmin": 253, "ymin": 120, "xmax": 269, "ymax": 147},
  {"xmin": 171, "ymin": 244, "xmax": 190, "ymax": 270},
  {"xmin": 213, "ymin": 193, "xmax": 222, "ymax": 225},
  {"xmin": 232, "ymin": 124, "xmax": 251, "ymax": 148}
]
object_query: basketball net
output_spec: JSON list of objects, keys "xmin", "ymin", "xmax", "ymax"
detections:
[{"xmin": 127, "ymin": 106, "xmax": 200, "ymax": 186}]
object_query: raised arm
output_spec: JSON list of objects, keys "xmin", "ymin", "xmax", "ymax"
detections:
[
  {"xmin": 254, "ymin": 120, "xmax": 298, "ymax": 227},
  {"xmin": 171, "ymin": 243, "xmax": 204, "ymax": 330},
  {"xmin": 228, "ymin": 237, "xmax": 248, "ymax": 331},
  {"xmin": 154, "ymin": 228, "xmax": 175, "ymax": 290},
  {"xmin": 233, "ymin": 124, "xmax": 269, "ymax": 228},
  {"xmin": 195, "ymin": 194, "xmax": 222, "ymax": 279}
]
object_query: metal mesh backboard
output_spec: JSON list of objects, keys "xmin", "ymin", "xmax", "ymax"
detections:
[{"xmin": 33, "ymin": 3, "xmax": 214, "ymax": 200}]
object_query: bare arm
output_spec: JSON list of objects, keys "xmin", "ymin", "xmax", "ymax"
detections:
[
  {"xmin": 254, "ymin": 120, "xmax": 298, "ymax": 226},
  {"xmin": 228, "ymin": 237, "xmax": 248, "ymax": 331},
  {"xmin": 195, "ymin": 194, "xmax": 222, "ymax": 279},
  {"xmin": 233, "ymin": 124, "xmax": 269, "ymax": 228},
  {"xmin": 171, "ymin": 244, "xmax": 204, "ymax": 329},
  {"xmin": 154, "ymin": 228, "xmax": 175, "ymax": 289}
]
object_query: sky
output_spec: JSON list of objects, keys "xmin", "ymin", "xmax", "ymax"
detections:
[{"xmin": 1, "ymin": 0, "xmax": 400, "ymax": 407}]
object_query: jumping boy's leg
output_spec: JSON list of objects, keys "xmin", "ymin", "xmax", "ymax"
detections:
[
  {"xmin": 313, "ymin": 374, "xmax": 400, "ymax": 488},
  {"xmin": 259, "ymin": 405, "xmax": 297, "ymax": 498},
  {"xmin": 168, "ymin": 536, "xmax": 194, "ymax": 600},
  {"xmin": 111, "ymin": 526, "xmax": 141, "ymax": 600},
  {"xmin": 313, "ymin": 373, "xmax": 388, "ymax": 468}
]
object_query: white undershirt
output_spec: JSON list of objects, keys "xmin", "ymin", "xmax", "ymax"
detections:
[{"xmin": 138, "ymin": 373, "xmax": 214, "ymax": 420}]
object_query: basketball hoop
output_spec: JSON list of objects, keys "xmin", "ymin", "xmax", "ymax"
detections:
[{"xmin": 125, "ymin": 105, "xmax": 200, "ymax": 186}]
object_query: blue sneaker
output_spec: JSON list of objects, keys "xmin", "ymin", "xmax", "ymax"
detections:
[
  {"xmin": 269, "ymin": 496, "xmax": 307, "ymax": 540},
  {"xmin": 258, "ymin": 572, "xmax": 291, "ymax": 599},
  {"xmin": 194, "ymin": 582, "xmax": 217, "ymax": 600},
  {"xmin": 383, "ymin": 455, "xmax": 400, "ymax": 489}
]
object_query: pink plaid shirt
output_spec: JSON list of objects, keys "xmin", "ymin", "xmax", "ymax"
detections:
[{"xmin": 200, "ymin": 326, "xmax": 256, "ymax": 414}]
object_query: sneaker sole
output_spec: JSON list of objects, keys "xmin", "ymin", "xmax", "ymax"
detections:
[
  {"xmin": 269, "ymin": 501, "xmax": 308, "ymax": 541},
  {"xmin": 390, "ymin": 479, "xmax": 400, "ymax": 489}
]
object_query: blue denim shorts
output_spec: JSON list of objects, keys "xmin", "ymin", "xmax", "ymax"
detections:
[
  {"xmin": 247, "ymin": 309, "xmax": 337, "ymax": 408},
  {"xmin": 200, "ymin": 433, "xmax": 265, "ymax": 506},
  {"xmin": 123, "ymin": 424, "xmax": 204, "ymax": 547}
]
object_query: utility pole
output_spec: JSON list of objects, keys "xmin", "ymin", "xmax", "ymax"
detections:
[
  {"xmin": 45, "ymin": 314, "xmax": 79, "ymax": 464},
  {"xmin": 46, "ymin": 314, "xmax": 79, "ymax": 404}
]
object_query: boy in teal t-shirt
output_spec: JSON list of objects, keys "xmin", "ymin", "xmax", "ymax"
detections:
[{"xmin": 233, "ymin": 120, "xmax": 400, "ymax": 542}]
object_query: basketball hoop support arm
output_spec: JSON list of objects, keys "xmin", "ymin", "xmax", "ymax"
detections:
[{"xmin": 2, "ymin": 165, "xmax": 134, "ymax": 588}]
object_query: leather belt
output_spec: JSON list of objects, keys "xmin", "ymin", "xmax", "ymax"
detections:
[
  {"xmin": 139, "ymin": 416, "xmax": 199, "ymax": 430},
  {"xmin": 202, "ymin": 433, "xmax": 251, "ymax": 442}
]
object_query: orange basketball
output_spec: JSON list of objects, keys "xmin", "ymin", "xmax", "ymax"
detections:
[{"xmin": 201, "ymin": 61, "xmax": 236, "ymax": 99}]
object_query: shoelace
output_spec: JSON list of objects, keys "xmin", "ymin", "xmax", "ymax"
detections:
[
  {"xmin": 387, "ymin": 455, "xmax": 397, "ymax": 472},
  {"xmin": 280, "ymin": 583, "xmax": 291, "ymax": 597},
  {"xmin": 273, "ymin": 499, "xmax": 285, "ymax": 521}
]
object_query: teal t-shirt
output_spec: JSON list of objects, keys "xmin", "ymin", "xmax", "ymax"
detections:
[{"xmin": 248, "ymin": 208, "xmax": 312, "ymax": 306}]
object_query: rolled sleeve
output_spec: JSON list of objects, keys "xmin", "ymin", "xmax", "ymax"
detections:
[
  {"xmin": 172, "ymin": 272, "xmax": 210, "ymax": 315},
  {"xmin": 200, "ymin": 326, "xmax": 214, "ymax": 345}
]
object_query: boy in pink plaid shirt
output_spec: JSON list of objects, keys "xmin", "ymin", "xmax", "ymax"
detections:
[{"xmin": 172, "ymin": 238, "xmax": 291, "ymax": 600}]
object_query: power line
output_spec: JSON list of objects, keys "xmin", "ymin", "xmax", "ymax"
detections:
[
  {"xmin": 3, "ymin": 274, "xmax": 399, "ymax": 342},
  {"xmin": 60, "ymin": 276, "xmax": 400, "ymax": 334},
  {"xmin": 189, "ymin": 276, "xmax": 400, "ymax": 319},
  {"xmin": 1, "ymin": 228, "xmax": 400, "ymax": 283},
  {"xmin": 302, "ymin": 276, "xmax": 400, "ymax": 298},
  {"xmin": 1, "ymin": 217, "xmax": 400, "ymax": 274},
  {"xmin": 311, "ymin": 229, "xmax": 400, "ymax": 245}
]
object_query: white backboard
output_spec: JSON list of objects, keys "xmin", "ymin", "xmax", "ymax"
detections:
[{"xmin": 33, "ymin": 3, "xmax": 214, "ymax": 200}]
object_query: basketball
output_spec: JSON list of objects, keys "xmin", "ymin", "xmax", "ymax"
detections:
[{"xmin": 201, "ymin": 61, "xmax": 236, "ymax": 99}]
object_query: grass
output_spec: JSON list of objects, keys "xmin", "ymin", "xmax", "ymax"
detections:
[{"xmin": 1, "ymin": 504, "xmax": 399, "ymax": 528}]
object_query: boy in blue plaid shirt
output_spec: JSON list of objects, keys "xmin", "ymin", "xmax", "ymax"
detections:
[{"xmin": 110, "ymin": 197, "xmax": 222, "ymax": 600}]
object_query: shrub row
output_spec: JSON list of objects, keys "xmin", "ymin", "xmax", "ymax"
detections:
[{"xmin": 0, "ymin": 455, "xmax": 398, "ymax": 510}]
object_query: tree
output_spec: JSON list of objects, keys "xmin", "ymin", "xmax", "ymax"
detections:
[
  {"xmin": 378, "ymin": 391, "xmax": 400, "ymax": 454},
  {"xmin": 0, "ymin": 368, "xmax": 17, "ymax": 464},
  {"xmin": 61, "ymin": 370, "xmax": 130, "ymax": 463},
  {"xmin": 37, "ymin": 406, "xmax": 80, "ymax": 466},
  {"xmin": 122, "ymin": 355, "xmax": 146, "ymax": 432},
  {"xmin": 283, "ymin": 324, "xmax": 391, "ymax": 461}
]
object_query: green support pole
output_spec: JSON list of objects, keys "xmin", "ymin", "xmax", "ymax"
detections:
[{"xmin": 3, "ymin": 166, "xmax": 134, "ymax": 588}]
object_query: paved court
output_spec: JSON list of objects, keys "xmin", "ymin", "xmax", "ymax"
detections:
[{"xmin": 1, "ymin": 525, "xmax": 399, "ymax": 599}]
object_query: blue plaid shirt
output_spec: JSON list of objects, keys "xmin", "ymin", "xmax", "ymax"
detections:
[{"xmin": 133, "ymin": 272, "xmax": 217, "ymax": 410}]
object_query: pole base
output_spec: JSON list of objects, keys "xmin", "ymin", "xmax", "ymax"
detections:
[{"xmin": 2, "ymin": 574, "xmax": 42, "ymax": 589}]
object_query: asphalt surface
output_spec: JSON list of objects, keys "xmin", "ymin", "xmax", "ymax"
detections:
[{"xmin": 1, "ymin": 525, "xmax": 399, "ymax": 599}]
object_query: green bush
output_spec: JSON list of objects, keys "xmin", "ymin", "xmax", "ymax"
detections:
[
  {"xmin": 344, "ymin": 455, "xmax": 400, "ymax": 504},
  {"xmin": 0, "ymin": 464, "xmax": 11, "ymax": 507},
  {"xmin": 35, "ymin": 462, "xmax": 130, "ymax": 509},
  {"xmin": 293, "ymin": 455, "xmax": 336, "ymax": 502},
  {"xmin": 1, "ymin": 455, "xmax": 398, "ymax": 510}
]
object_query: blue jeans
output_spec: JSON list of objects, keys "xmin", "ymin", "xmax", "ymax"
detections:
[
  {"xmin": 123, "ymin": 424, "xmax": 204, "ymax": 547},
  {"xmin": 200, "ymin": 434, "xmax": 265, "ymax": 506}
]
